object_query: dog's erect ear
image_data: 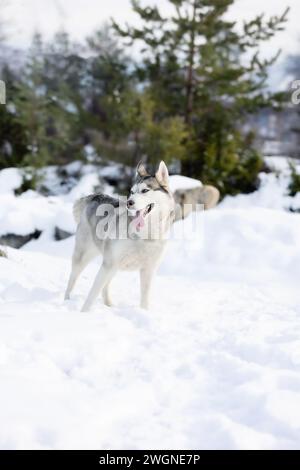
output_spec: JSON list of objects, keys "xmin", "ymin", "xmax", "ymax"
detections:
[
  {"xmin": 136, "ymin": 161, "xmax": 149, "ymax": 178},
  {"xmin": 155, "ymin": 161, "xmax": 169, "ymax": 187}
]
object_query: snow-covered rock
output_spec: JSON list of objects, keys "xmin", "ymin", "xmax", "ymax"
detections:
[
  {"xmin": 0, "ymin": 166, "xmax": 112, "ymax": 246},
  {"xmin": 0, "ymin": 230, "xmax": 41, "ymax": 249},
  {"xmin": 171, "ymin": 174, "xmax": 203, "ymax": 220},
  {"xmin": 170, "ymin": 175, "xmax": 220, "ymax": 220},
  {"xmin": 169, "ymin": 175, "xmax": 202, "ymax": 192},
  {"xmin": 0, "ymin": 168, "xmax": 22, "ymax": 194}
]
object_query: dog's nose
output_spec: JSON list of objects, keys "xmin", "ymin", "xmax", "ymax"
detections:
[{"xmin": 127, "ymin": 199, "xmax": 134, "ymax": 208}]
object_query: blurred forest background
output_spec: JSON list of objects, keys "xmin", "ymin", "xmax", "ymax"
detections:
[{"xmin": 0, "ymin": 0, "xmax": 299, "ymax": 196}]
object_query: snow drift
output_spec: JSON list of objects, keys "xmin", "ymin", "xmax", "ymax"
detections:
[{"xmin": 0, "ymin": 157, "xmax": 299, "ymax": 449}]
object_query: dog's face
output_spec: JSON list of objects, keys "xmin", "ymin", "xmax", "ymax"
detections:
[{"xmin": 127, "ymin": 161, "xmax": 172, "ymax": 231}]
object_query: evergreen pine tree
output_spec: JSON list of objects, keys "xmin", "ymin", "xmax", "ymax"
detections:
[
  {"xmin": 0, "ymin": 64, "xmax": 28, "ymax": 169},
  {"xmin": 0, "ymin": 6, "xmax": 28, "ymax": 169},
  {"xmin": 114, "ymin": 0, "xmax": 289, "ymax": 194},
  {"xmin": 86, "ymin": 25, "xmax": 131, "ymax": 139},
  {"xmin": 16, "ymin": 32, "xmax": 86, "ymax": 167}
]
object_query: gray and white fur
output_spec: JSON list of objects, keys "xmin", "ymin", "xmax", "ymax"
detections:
[{"xmin": 65, "ymin": 161, "xmax": 175, "ymax": 311}]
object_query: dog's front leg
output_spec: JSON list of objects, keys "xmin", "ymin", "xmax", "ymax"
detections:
[
  {"xmin": 81, "ymin": 263, "xmax": 116, "ymax": 312},
  {"xmin": 102, "ymin": 281, "xmax": 113, "ymax": 307},
  {"xmin": 140, "ymin": 266, "xmax": 156, "ymax": 310}
]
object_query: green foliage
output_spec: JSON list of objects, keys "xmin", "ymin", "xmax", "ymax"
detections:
[
  {"xmin": 15, "ymin": 33, "xmax": 85, "ymax": 167},
  {"xmin": 114, "ymin": 0, "xmax": 288, "ymax": 194},
  {"xmin": 0, "ymin": 27, "xmax": 132, "ymax": 170},
  {"xmin": 0, "ymin": 247, "xmax": 7, "ymax": 258},
  {"xmin": 0, "ymin": 65, "xmax": 28, "ymax": 168},
  {"xmin": 86, "ymin": 25, "xmax": 132, "ymax": 141},
  {"xmin": 142, "ymin": 114, "xmax": 187, "ymax": 165},
  {"xmin": 288, "ymin": 161, "xmax": 300, "ymax": 197},
  {"xmin": 14, "ymin": 168, "xmax": 41, "ymax": 194},
  {"xmin": 202, "ymin": 134, "xmax": 263, "ymax": 196},
  {"xmin": 0, "ymin": 106, "xmax": 28, "ymax": 169},
  {"xmin": 120, "ymin": 91, "xmax": 187, "ymax": 165}
]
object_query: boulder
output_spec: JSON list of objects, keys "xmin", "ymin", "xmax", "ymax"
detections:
[
  {"xmin": 0, "ymin": 230, "xmax": 42, "ymax": 249},
  {"xmin": 54, "ymin": 226, "xmax": 73, "ymax": 241},
  {"xmin": 169, "ymin": 175, "xmax": 220, "ymax": 221},
  {"xmin": 199, "ymin": 185, "xmax": 220, "ymax": 210}
]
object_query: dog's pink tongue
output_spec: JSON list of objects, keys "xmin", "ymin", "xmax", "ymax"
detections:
[{"xmin": 134, "ymin": 211, "xmax": 145, "ymax": 231}]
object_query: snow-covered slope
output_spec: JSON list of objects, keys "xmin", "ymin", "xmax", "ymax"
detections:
[
  {"xmin": 0, "ymin": 159, "xmax": 300, "ymax": 449},
  {"xmin": 222, "ymin": 157, "xmax": 300, "ymax": 212}
]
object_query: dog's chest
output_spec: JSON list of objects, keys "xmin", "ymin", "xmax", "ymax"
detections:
[{"xmin": 118, "ymin": 240, "xmax": 165, "ymax": 271}]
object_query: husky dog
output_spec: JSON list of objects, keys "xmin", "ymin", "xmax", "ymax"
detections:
[{"xmin": 64, "ymin": 161, "xmax": 175, "ymax": 311}]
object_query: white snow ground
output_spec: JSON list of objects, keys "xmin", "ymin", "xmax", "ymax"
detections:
[{"xmin": 0, "ymin": 158, "xmax": 300, "ymax": 450}]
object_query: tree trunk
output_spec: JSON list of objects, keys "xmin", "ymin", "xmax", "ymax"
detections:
[
  {"xmin": 185, "ymin": 0, "xmax": 196, "ymax": 127},
  {"xmin": 182, "ymin": 0, "xmax": 197, "ymax": 177}
]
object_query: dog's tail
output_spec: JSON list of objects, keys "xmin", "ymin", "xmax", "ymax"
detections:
[{"xmin": 73, "ymin": 195, "xmax": 93, "ymax": 224}]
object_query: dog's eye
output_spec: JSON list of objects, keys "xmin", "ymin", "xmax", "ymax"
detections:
[{"xmin": 141, "ymin": 189, "xmax": 149, "ymax": 194}]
